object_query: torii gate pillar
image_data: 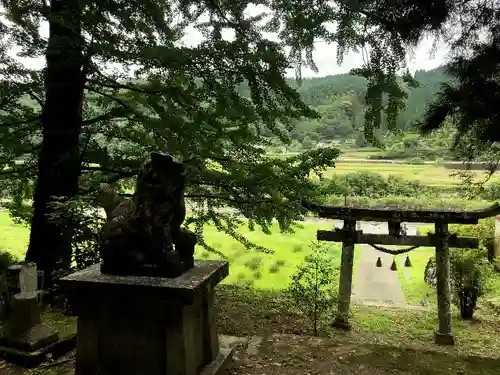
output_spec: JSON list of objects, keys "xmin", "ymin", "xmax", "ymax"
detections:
[{"xmin": 332, "ymin": 220, "xmax": 356, "ymax": 330}]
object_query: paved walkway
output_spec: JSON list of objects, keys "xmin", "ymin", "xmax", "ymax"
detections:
[{"xmin": 349, "ymin": 222, "xmax": 421, "ymax": 304}]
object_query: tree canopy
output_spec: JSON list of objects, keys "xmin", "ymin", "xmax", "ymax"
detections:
[
  {"xmin": 0, "ymin": 0, "xmax": 493, "ymax": 280},
  {"xmin": 416, "ymin": 1, "xmax": 500, "ymax": 157}
]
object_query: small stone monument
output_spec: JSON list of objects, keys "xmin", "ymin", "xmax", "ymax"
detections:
[
  {"xmin": 60, "ymin": 152, "xmax": 233, "ymax": 375},
  {"xmin": 0, "ymin": 263, "xmax": 59, "ymax": 358}
]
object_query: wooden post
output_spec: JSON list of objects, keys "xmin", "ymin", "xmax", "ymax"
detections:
[
  {"xmin": 332, "ymin": 219, "xmax": 356, "ymax": 330},
  {"xmin": 434, "ymin": 222, "xmax": 454, "ymax": 345}
]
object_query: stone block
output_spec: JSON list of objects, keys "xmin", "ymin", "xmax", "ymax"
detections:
[
  {"xmin": 0, "ymin": 293, "xmax": 60, "ymax": 367},
  {"xmin": 60, "ymin": 260, "xmax": 230, "ymax": 375}
]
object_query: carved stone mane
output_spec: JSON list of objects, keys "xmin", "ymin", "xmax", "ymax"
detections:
[{"xmin": 99, "ymin": 152, "xmax": 197, "ymax": 278}]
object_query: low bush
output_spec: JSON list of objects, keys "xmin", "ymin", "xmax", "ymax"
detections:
[
  {"xmin": 253, "ymin": 271, "xmax": 262, "ymax": 280},
  {"xmin": 244, "ymin": 256, "xmax": 262, "ymax": 271},
  {"xmin": 269, "ymin": 264, "xmax": 280, "ymax": 274},
  {"xmin": 287, "ymin": 242, "xmax": 338, "ymax": 336},
  {"xmin": 324, "ymin": 195, "xmax": 491, "ymax": 211},
  {"xmin": 318, "ymin": 171, "xmax": 433, "ymax": 199},
  {"xmin": 425, "ymin": 249, "xmax": 494, "ymax": 320},
  {"xmin": 480, "ymin": 181, "xmax": 500, "ymax": 201},
  {"xmin": 421, "ymin": 218, "xmax": 496, "ymax": 319},
  {"xmin": 0, "ymin": 250, "xmax": 18, "ymax": 319}
]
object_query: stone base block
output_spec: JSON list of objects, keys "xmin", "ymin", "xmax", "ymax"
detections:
[
  {"xmin": 64, "ymin": 346, "xmax": 234, "ymax": 375},
  {"xmin": 0, "ymin": 323, "xmax": 59, "ymax": 352},
  {"xmin": 434, "ymin": 331, "xmax": 455, "ymax": 346},
  {"xmin": 197, "ymin": 347, "xmax": 235, "ymax": 375},
  {"xmin": 60, "ymin": 260, "xmax": 229, "ymax": 375},
  {"xmin": 0, "ymin": 331, "xmax": 75, "ymax": 368}
]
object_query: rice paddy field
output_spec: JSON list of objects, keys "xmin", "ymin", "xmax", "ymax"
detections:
[{"xmin": 325, "ymin": 161, "xmax": 500, "ymax": 188}]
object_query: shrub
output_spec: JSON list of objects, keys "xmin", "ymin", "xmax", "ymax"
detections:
[
  {"xmin": 253, "ymin": 271, "xmax": 262, "ymax": 280},
  {"xmin": 0, "ymin": 251, "xmax": 16, "ymax": 273},
  {"xmin": 235, "ymin": 277, "xmax": 254, "ymax": 289},
  {"xmin": 269, "ymin": 264, "xmax": 280, "ymax": 274},
  {"xmin": 244, "ymin": 257, "xmax": 262, "ymax": 271},
  {"xmin": 287, "ymin": 242, "xmax": 338, "ymax": 336},
  {"xmin": 319, "ymin": 171, "xmax": 428, "ymax": 199},
  {"xmin": 269, "ymin": 260, "xmax": 286, "ymax": 274},
  {"xmin": 481, "ymin": 182, "xmax": 500, "ymax": 201},
  {"xmin": 421, "ymin": 218, "xmax": 496, "ymax": 319},
  {"xmin": 326, "ymin": 195, "xmax": 490, "ymax": 211},
  {"xmin": 425, "ymin": 249, "xmax": 494, "ymax": 319},
  {"xmin": 419, "ymin": 218, "xmax": 495, "ymax": 261},
  {"xmin": 0, "ymin": 250, "xmax": 18, "ymax": 319},
  {"xmin": 292, "ymin": 245, "xmax": 303, "ymax": 253}
]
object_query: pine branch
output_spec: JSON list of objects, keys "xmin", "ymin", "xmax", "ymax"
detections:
[
  {"xmin": 82, "ymin": 107, "xmax": 129, "ymax": 126},
  {"xmin": 87, "ymin": 77, "xmax": 165, "ymax": 95},
  {"xmin": 84, "ymin": 85, "xmax": 141, "ymax": 118},
  {"xmin": 185, "ymin": 194, "xmax": 266, "ymax": 204},
  {"xmin": 0, "ymin": 165, "xmax": 37, "ymax": 175},
  {"xmin": 80, "ymin": 166, "xmax": 138, "ymax": 185},
  {"xmin": 0, "ymin": 115, "xmax": 41, "ymax": 127},
  {"xmin": 28, "ymin": 90, "xmax": 44, "ymax": 108}
]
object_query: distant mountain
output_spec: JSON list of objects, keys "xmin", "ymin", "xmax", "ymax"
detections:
[{"xmin": 283, "ymin": 66, "xmax": 451, "ymax": 131}]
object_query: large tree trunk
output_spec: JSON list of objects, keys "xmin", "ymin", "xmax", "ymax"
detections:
[{"xmin": 25, "ymin": 0, "xmax": 85, "ymax": 288}]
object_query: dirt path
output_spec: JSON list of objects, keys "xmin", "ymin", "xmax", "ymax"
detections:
[
  {"xmin": 350, "ymin": 222, "xmax": 421, "ymax": 304},
  {"xmin": 303, "ymin": 219, "xmax": 422, "ymax": 304}
]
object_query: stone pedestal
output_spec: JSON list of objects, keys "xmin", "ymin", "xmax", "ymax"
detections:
[
  {"xmin": 0, "ymin": 293, "xmax": 59, "ymax": 353},
  {"xmin": 0, "ymin": 264, "xmax": 60, "ymax": 364},
  {"xmin": 60, "ymin": 260, "xmax": 232, "ymax": 375}
]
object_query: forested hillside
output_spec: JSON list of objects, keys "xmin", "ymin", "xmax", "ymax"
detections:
[{"xmin": 273, "ymin": 66, "xmax": 451, "ymax": 151}]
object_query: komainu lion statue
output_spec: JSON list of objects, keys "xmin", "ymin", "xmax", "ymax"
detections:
[{"xmin": 99, "ymin": 152, "xmax": 197, "ymax": 278}]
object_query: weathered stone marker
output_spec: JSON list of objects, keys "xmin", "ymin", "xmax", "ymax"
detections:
[
  {"xmin": 60, "ymin": 260, "xmax": 231, "ymax": 375},
  {"xmin": 0, "ymin": 263, "xmax": 59, "ymax": 356}
]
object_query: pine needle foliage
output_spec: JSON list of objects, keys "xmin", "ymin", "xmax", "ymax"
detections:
[{"xmin": 0, "ymin": 0, "xmax": 468, "ymax": 274}]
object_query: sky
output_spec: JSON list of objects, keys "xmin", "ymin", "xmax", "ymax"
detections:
[
  {"xmin": 8, "ymin": 8, "xmax": 449, "ymax": 79},
  {"xmin": 181, "ymin": 20, "xmax": 450, "ymax": 78}
]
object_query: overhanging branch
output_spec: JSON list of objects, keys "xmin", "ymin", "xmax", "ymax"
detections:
[
  {"xmin": 84, "ymin": 85, "xmax": 143, "ymax": 119},
  {"xmin": 88, "ymin": 76, "xmax": 166, "ymax": 95},
  {"xmin": 82, "ymin": 107, "xmax": 129, "ymax": 126},
  {"xmin": 0, "ymin": 165, "xmax": 37, "ymax": 175},
  {"xmin": 0, "ymin": 115, "xmax": 41, "ymax": 127},
  {"xmin": 185, "ymin": 194, "xmax": 267, "ymax": 204}
]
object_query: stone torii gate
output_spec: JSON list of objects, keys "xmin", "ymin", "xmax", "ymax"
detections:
[{"xmin": 303, "ymin": 200, "xmax": 500, "ymax": 345}]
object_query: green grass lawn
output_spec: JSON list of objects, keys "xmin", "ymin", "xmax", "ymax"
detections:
[
  {"xmin": 0, "ymin": 211, "xmax": 29, "ymax": 260},
  {"xmin": 194, "ymin": 222, "xmax": 341, "ymax": 290},
  {"xmin": 0, "ymin": 211, "xmax": 342, "ymax": 291},
  {"xmin": 321, "ymin": 161, "xmax": 500, "ymax": 188},
  {"xmin": 395, "ymin": 247, "xmax": 435, "ymax": 305}
]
